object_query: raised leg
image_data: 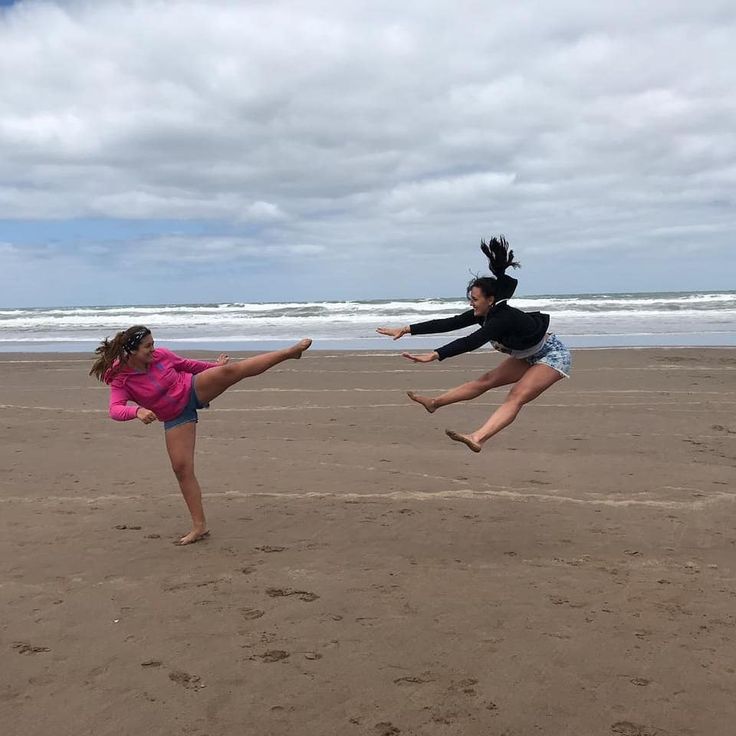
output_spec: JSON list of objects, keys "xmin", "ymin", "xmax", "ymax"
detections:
[
  {"xmin": 408, "ymin": 356, "xmax": 530, "ymax": 413},
  {"xmin": 446, "ymin": 363, "xmax": 564, "ymax": 452},
  {"xmin": 165, "ymin": 421, "xmax": 208, "ymax": 545},
  {"xmin": 194, "ymin": 338, "xmax": 312, "ymax": 404}
]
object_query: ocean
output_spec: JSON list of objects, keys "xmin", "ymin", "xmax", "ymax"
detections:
[{"xmin": 1, "ymin": 291, "xmax": 735, "ymax": 352}]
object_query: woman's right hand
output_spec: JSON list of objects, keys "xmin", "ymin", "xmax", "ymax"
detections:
[
  {"xmin": 376, "ymin": 326, "xmax": 410, "ymax": 340},
  {"xmin": 136, "ymin": 407, "xmax": 158, "ymax": 424}
]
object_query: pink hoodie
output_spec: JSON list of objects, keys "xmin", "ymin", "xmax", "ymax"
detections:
[{"xmin": 106, "ymin": 347, "xmax": 215, "ymax": 422}]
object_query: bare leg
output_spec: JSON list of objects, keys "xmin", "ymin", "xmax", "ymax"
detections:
[
  {"xmin": 165, "ymin": 421, "xmax": 208, "ymax": 545},
  {"xmin": 408, "ymin": 357, "xmax": 529, "ymax": 413},
  {"xmin": 195, "ymin": 338, "xmax": 312, "ymax": 404},
  {"xmin": 446, "ymin": 364, "xmax": 563, "ymax": 453}
]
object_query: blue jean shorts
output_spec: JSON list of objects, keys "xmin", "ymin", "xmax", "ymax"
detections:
[
  {"xmin": 164, "ymin": 379, "xmax": 209, "ymax": 431},
  {"xmin": 525, "ymin": 334, "xmax": 572, "ymax": 377}
]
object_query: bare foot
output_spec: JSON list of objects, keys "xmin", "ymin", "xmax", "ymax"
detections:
[
  {"xmin": 176, "ymin": 529, "xmax": 210, "ymax": 546},
  {"xmin": 445, "ymin": 429, "xmax": 482, "ymax": 453},
  {"xmin": 289, "ymin": 338, "xmax": 313, "ymax": 359},
  {"xmin": 407, "ymin": 391, "xmax": 436, "ymax": 414}
]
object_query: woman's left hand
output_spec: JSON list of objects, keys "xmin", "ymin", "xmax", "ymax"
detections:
[
  {"xmin": 401, "ymin": 351, "xmax": 439, "ymax": 363},
  {"xmin": 216, "ymin": 353, "xmax": 230, "ymax": 365}
]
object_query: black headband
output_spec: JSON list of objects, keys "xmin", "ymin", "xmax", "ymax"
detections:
[{"xmin": 123, "ymin": 328, "xmax": 150, "ymax": 354}]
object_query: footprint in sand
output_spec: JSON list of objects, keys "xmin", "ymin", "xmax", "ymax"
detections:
[
  {"xmin": 256, "ymin": 545, "xmax": 286, "ymax": 553},
  {"xmin": 321, "ymin": 614, "xmax": 343, "ymax": 622},
  {"xmin": 251, "ymin": 650, "xmax": 290, "ymax": 663},
  {"xmin": 432, "ymin": 711, "xmax": 458, "ymax": 725},
  {"xmin": 241, "ymin": 607, "xmax": 265, "ymax": 620},
  {"xmin": 141, "ymin": 660, "xmax": 162, "ymax": 668},
  {"xmin": 168, "ymin": 670, "xmax": 204, "ymax": 690},
  {"xmin": 450, "ymin": 677, "xmax": 479, "ymax": 695},
  {"xmin": 28, "ymin": 675, "xmax": 55, "ymax": 685},
  {"xmin": 373, "ymin": 721, "xmax": 401, "ymax": 736},
  {"xmin": 13, "ymin": 642, "xmax": 50, "ymax": 655},
  {"xmin": 611, "ymin": 722, "xmax": 671, "ymax": 736},
  {"xmin": 356, "ymin": 616, "xmax": 380, "ymax": 627},
  {"xmin": 163, "ymin": 579, "xmax": 218, "ymax": 592},
  {"xmin": 393, "ymin": 674, "xmax": 435, "ymax": 685},
  {"xmin": 114, "ymin": 524, "xmax": 142, "ymax": 531},
  {"xmin": 549, "ymin": 596, "xmax": 569, "ymax": 605},
  {"xmin": 374, "ymin": 723, "xmax": 400, "ymax": 736},
  {"xmin": 266, "ymin": 587, "xmax": 320, "ymax": 602}
]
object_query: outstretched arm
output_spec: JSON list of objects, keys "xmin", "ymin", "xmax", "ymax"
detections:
[
  {"xmin": 401, "ymin": 350, "xmax": 439, "ymax": 364},
  {"xmin": 408, "ymin": 309, "xmax": 477, "ymax": 335},
  {"xmin": 376, "ymin": 326, "xmax": 411, "ymax": 340},
  {"xmin": 377, "ymin": 309, "xmax": 477, "ymax": 341},
  {"xmin": 435, "ymin": 320, "xmax": 502, "ymax": 361}
]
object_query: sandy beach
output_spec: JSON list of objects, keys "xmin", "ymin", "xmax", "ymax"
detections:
[{"xmin": 1, "ymin": 347, "xmax": 735, "ymax": 736}]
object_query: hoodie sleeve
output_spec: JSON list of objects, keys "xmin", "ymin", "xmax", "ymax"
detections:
[
  {"xmin": 157, "ymin": 347, "xmax": 215, "ymax": 375},
  {"xmin": 434, "ymin": 314, "xmax": 506, "ymax": 361},
  {"xmin": 108, "ymin": 381, "xmax": 140, "ymax": 421},
  {"xmin": 409, "ymin": 309, "xmax": 478, "ymax": 335}
]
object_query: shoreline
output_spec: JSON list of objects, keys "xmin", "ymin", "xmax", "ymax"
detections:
[
  {"xmin": 3, "ymin": 341, "xmax": 736, "ymax": 354},
  {"xmin": 3, "ymin": 331, "xmax": 736, "ymax": 356},
  {"xmin": 0, "ymin": 345, "xmax": 735, "ymax": 369}
]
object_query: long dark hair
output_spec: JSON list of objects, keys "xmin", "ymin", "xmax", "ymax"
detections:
[
  {"xmin": 89, "ymin": 325, "xmax": 151, "ymax": 383},
  {"xmin": 466, "ymin": 235, "xmax": 521, "ymax": 299}
]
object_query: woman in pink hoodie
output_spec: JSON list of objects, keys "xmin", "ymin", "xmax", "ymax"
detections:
[{"xmin": 90, "ymin": 326, "xmax": 312, "ymax": 545}]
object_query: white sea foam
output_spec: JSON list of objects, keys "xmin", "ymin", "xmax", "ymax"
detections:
[{"xmin": 1, "ymin": 291, "xmax": 734, "ymax": 350}]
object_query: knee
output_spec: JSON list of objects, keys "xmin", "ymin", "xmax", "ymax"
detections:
[
  {"xmin": 171, "ymin": 459, "xmax": 194, "ymax": 481},
  {"xmin": 475, "ymin": 372, "xmax": 497, "ymax": 390},
  {"xmin": 504, "ymin": 390, "xmax": 528, "ymax": 411}
]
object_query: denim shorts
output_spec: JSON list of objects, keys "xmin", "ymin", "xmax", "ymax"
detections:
[
  {"xmin": 164, "ymin": 379, "xmax": 209, "ymax": 431},
  {"xmin": 525, "ymin": 334, "xmax": 572, "ymax": 377}
]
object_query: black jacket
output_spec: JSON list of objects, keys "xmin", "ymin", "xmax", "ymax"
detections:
[{"xmin": 410, "ymin": 301, "xmax": 550, "ymax": 361}]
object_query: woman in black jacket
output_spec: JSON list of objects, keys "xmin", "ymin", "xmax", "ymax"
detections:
[{"xmin": 377, "ymin": 236, "xmax": 571, "ymax": 453}]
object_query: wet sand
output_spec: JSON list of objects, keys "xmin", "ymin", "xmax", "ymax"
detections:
[{"xmin": 1, "ymin": 348, "xmax": 735, "ymax": 736}]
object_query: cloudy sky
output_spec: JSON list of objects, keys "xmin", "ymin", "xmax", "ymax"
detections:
[{"xmin": 1, "ymin": 0, "xmax": 734, "ymax": 307}]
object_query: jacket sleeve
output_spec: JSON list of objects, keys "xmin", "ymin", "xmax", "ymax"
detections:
[
  {"xmin": 158, "ymin": 347, "xmax": 215, "ymax": 375},
  {"xmin": 435, "ymin": 318, "xmax": 504, "ymax": 361},
  {"xmin": 409, "ymin": 309, "xmax": 477, "ymax": 335},
  {"xmin": 108, "ymin": 382, "xmax": 140, "ymax": 421}
]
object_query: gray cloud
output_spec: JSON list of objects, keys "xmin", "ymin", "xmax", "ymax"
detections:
[{"xmin": 1, "ymin": 0, "xmax": 735, "ymax": 304}]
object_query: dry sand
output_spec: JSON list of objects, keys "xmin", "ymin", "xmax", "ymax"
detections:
[{"xmin": 1, "ymin": 347, "xmax": 735, "ymax": 736}]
